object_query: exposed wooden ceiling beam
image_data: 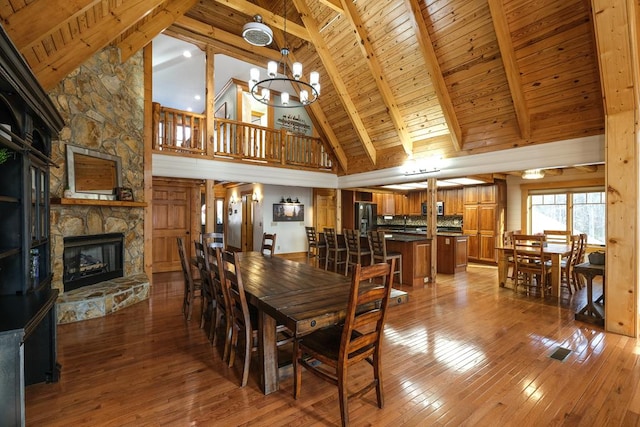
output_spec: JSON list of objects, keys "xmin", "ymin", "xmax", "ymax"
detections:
[
  {"xmin": 488, "ymin": 0, "xmax": 531, "ymax": 140},
  {"xmin": 404, "ymin": 0, "xmax": 462, "ymax": 152},
  {"xmin": 574, "ymin": 164, "xmax": 599, "ymax": 173},
  {"xmin": 0, "ymin": 0, "xmax": 100, "ymax": 48},
  {"xmin": 543, "ymin": 168, "xmax": 564, "ymax": 176},
  {"xmin": 172, "ymin": 16, "xmax": 283, "ymax": 61},
  {"xmin": 28, "ymin": 0, "xmax": 166, "ymax": 90},
  {"xmin": 292, "ymin": 0, "xmax": 377, "ymax": 166},
  {"xmin": 340, "ymin": 0, "xmax": 413, "ymax": 157},
  {"xmin": 118, "ymin": 0, "xmax": 198, "ymax": 62},
  {"xmin": 213, "ymin": 0, "xmax": 311, "ymax": 42}
]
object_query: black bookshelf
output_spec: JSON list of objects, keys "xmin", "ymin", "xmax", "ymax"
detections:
[{"xmin": 0, "ymin": 24, "xmax": 64, "ymax": 426}]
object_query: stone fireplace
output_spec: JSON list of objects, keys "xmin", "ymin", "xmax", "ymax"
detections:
[{"xmin": 47, "ymin": 46, "xmax": 149, "ymax": 323}]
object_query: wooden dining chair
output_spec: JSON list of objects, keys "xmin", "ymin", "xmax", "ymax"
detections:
[
  {"xmin": 177, "ymin": 237, "xmax": 202, "ymax": 321},
  {"xmin": 210, "ymin": 247, "xmax": 233, "ymax": 361},
  {"xmin": 305, "ymin": 226, "xmax": 326, "ymax": 267},
  {"xmin": 344, "ymin": 228, "xmax": 371, "ymax": 276},
  {"xmin": 194, "ymin": 241, "xmax": 215, "ymax": 332},
  {"xmin": 261, "ymin": 232, "xmax": 276, "ymax": 257},
  {"xmin": 559, "ymin": 234, "xmax": 582, "ymax": 294},
  {"xmin": 513, "ymin": 234, "xmax": 550, "ymax": 297},
  {"xmin": 324, "ymin": 227, "xmax": 347, "ymax": 272},
  {"xmin": 202, "ymin": 232, "xmax": 224, "ymax": 250},
  {"xmin": 293, "ymin": 260, "xmax": 396, "ymax": 427},
  {"xmin": 503, "ymin": 229, "xmax": 521, "ymax": 282},
  {"xmin": 220, "ymin": 249, "xmax": 255, "ymax": 387},
  {"xmin": 572, "ymin": 233, "xmax": 588, "ymax": 289},
  {"xmin": 220, "ymin": 250, "xmax": 292, "ymax": 386},
  {"xmin": 368, "ymin": 230, "xmax": 402, "ymax": 286}
]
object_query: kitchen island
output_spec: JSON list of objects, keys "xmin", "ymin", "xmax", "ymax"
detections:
[{"xmin": 384, "ymin": 234, "xmax": 432, "ymax": 286}]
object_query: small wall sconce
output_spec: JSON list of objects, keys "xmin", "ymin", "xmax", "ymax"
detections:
[{"xmin": 252, "ymin": 192, "xmax": 259, "ymax": 202}]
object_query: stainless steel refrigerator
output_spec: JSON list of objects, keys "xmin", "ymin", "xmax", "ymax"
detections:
[{"xmin": 354, "ymin": 202, "xmax": 378, "ymax": 236}]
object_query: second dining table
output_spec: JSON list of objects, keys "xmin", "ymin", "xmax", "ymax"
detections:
[
  {"xmin": 236, "ymin": 251, "xmax": 409, "ymax": 395},
  {"xmin": 496, "ymin": 242, "xmax": 572, "ymax": 297}
]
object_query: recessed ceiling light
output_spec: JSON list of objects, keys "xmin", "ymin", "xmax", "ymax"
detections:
[
  {"xmin": 187, "ymin": 107, "xmax": 193, "ymax": 112},
  {"xmin": 183, "ymin": 50, "xmax": 192, "ymax": 58},
  {"xmin": 194, "ymin": 95, "xmax": 201, "ymax": 100}
]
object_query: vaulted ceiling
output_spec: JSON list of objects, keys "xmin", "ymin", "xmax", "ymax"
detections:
[{"xmin": 0, "ymin": 0, "xmax": 604, "ymax": 176}]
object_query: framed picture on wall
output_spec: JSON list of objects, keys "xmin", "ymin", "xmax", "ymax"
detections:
[{"xmin": 273, "ymin": 203, "xmax": 304, "ymax": 222}]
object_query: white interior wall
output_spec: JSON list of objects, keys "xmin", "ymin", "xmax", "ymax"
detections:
[{"xmin": 505, "ymin": 166, "xmax": 606, "ymax": 233}]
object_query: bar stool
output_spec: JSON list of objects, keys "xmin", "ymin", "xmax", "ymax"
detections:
[
  {"xmin": 344, "ymin": 228, "xmax": 371, "ymax": 276},
  {"xmin": 368, "ymin": 230, "xmax": 402, "ymax": 286},
  {"xmin": 305, "ymin": 226, "xmax": 326, "ymax": 267},
  {"xmin": 323, "ymin": 227, "xmax": 347, "ymax": 272}
]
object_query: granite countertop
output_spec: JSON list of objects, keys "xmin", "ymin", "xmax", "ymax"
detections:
[{"xmin": 384, "ymin": 234, "xmax": 431, "ymax": 242}]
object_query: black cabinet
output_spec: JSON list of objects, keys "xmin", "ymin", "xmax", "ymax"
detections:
[{"xmin": 0, "ymin": 25, "xmax": 64, "ymax": 426}]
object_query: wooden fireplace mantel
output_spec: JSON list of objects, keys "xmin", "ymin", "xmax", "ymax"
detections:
[{"xmin": 51, "ymin": 197, "xmax": 147, "ymax": 208}]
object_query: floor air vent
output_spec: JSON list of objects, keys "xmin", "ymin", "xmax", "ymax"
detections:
[{"xmin": 549, "ymin": 346, "xmax": 571, "ymax": 361}]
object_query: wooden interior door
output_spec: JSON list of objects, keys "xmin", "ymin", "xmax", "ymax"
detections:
[
  {"xmin": 315, "ymin": 188, "xmax": 337, "ymax": 232},
  {"xmin": 241, "ymin": 193, "xmax": 254, "ymax": 252},
  {"xmin": 152, "ymin": 178, "xmax": 201, "ymax": 272}
]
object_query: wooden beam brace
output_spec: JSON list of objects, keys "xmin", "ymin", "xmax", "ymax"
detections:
[
  {"xmin": 292, "ymin": 0, "xmax": 377, "ymax": 166},
  {"xmin": 213, "ymin": 0, "xmax": 311, "ymax": 42},
  {"xmin": 404, "ymin": 0, "xmax": 462, "ymax": 152},
  {"xmin": 1, "ymin": 0, "xmax": 100, "ymax": 48},
  {"xmin": 319, "ymin": 0, "xmax": 343, "ymax": 14},
  {"xmin": 29, "ymin": 0, "xmax": 166, "ymax": 90},
  {"xmin": 339, "ymin": 0, "xmax": 413, "ymax": 156},
  {"xmin": 574, "ymin": 164, "xmax": 599, "ymax": 173},
  {"xmin": 118, "ymin": 0, "xmax": 199, "ymax": 62},
  {"xmin": 488, "ymin": 0, "xmax": 531, "ymax": 140}
]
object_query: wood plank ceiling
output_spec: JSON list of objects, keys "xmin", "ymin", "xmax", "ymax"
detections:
[{"xmin": 0, "ymin": 0, "xmax": 604, "ymax": 176}]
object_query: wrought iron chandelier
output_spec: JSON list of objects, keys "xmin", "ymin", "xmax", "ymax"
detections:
[{"xmin": 246, "ymin": 0, "xmax": 320, "ymax": 108}]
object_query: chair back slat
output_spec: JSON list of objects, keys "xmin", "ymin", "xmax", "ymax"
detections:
[{"xmin": 543, "ymin": 230, "xmax": 571, "ymax": 244}]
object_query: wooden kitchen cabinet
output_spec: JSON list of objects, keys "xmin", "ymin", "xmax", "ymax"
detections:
[
  {"xmin": 443, "ymin": 188, "xmax": 463, "ymax": 216},
  {"xmin": 408, "ymin": 191, "xmax": 424, "ymax": 215},
  {"xmin": 462, "ymin": 182, "xmax": 505, "ymax": 263},
  {"xmin": 395, "ymin": 194, "xmax": 408, "ymax": 215},
  {"xmin": 373, "ymin": 192, "xmax": 395, "ymax": 215}
]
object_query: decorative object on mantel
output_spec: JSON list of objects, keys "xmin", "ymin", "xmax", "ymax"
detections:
[
  {"xmin": 114, "ymin": 187, "xmax": 134, "ymax": 201},
  {"xmin": 246, "ymin": 0, "xmax": 320, "ymax": 107},
  {"xmin": 63, "ymin": 186, "xmax": 73, "ymax": 198}
]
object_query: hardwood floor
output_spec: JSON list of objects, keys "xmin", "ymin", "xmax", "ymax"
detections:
[{"xmin": 26, "ymin": 261, "xmax": 640, "ymax": 426}]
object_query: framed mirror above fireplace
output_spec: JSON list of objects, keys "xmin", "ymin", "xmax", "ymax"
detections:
[{"xmin": 66, "ymin": 144, "xmax": 122, "ymax": 199}]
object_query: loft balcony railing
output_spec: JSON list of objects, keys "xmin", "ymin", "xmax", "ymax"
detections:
[{"xmin": 152, "ymin": 104, "xmax": 334, "ymax": 172}]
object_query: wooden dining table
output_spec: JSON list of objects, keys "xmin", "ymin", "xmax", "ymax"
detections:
[
  {"xmin": 496, "ymin": 243, "xmax": 572, "ymax": 297},
  {"xmin": 236, "ymin": 251, "xmax": 409, "ymax": 395}
]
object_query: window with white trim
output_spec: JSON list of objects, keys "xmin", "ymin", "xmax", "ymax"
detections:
[{"xmin": 528, "ymin": 189, "xmax": 605, "ymax": 245}]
